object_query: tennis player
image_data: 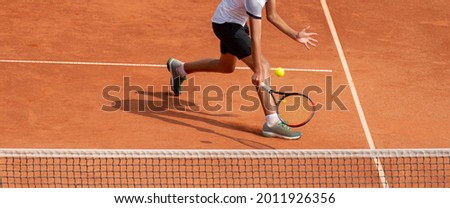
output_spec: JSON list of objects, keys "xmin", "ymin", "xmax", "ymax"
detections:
[{"xmin": 167, "ymin": 0, "xmax": 317, "ymax": 140}]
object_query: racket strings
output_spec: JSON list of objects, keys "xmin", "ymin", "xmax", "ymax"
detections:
[{"xmin": 277, "ymin": 94, "xmax": 314, "ymax": 127}]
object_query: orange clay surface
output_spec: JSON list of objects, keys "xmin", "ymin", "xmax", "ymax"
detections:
[{"xmin": 0, "ymin": 0, "xmax": 449, "ymax": 149}]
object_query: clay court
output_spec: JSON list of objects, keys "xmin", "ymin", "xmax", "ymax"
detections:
[
  {"xmin": 0, "ymin": 0, "xmax": 449, "ymax": 188},
  {"xmin": 1, "ymin": 0, "xmax": 448, "ymax": 150}
]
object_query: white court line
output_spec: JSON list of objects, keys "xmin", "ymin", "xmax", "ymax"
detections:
[
  {"xmin": 0, "ymin": 59, "xmax": 333, "ymax": 73},
  {"xmin": 320, "ymin": 0, "xmax": 388, "ymax": 188}
]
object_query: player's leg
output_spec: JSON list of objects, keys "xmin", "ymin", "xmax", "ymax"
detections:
[
  {"xmin": 167, "ymin": 53, "xmax": 237, "ymax": 96},
  {"xmin": 167, "ymin": 23, "xmax": 247, "ymax": 96},
  {"xmin": 242, "ymin": 55, "xmax": 302, "ymax": 140},
  {"xmin": 184, "ymin": 53, "xmax": 238, "ymax": 74},
  {"xmin": 241, "ymin": 55, "xmax": 275, "ymax": 116}
]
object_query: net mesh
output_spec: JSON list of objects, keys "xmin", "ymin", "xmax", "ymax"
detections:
[{"xmin": 1, "ymin": 149, "xmax": 449, "ymax": 188}]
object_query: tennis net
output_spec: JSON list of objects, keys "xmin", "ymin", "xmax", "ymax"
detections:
[{"xmin": 1, "ymin": 148, "xmax": 449, "ymax": 188}]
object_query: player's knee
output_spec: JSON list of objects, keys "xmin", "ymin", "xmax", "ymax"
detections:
[{"xmin": 221, "ymin": 65, "xmax": 235, "ymax": 73}]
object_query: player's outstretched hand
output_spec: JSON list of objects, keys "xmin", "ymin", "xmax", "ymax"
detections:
[{"xmin": 296, "ymin": 26, "xmax": 318, "ymax": 50}]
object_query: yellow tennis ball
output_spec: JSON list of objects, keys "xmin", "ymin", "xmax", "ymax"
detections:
[{"xmin": 275, "ymin": 67, "xmax": 284, "ymax": 77}]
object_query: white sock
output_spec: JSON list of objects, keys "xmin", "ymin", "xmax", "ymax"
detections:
[
  {"xmin": 266, "ymin": 113, "xmax": 280, "ymax": 127},
  {"xmin": 177, "ymin": 64, "xmax": 187, "ymax": 77}
]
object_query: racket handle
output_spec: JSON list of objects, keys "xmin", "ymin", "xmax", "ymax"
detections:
[{"xmin": 259, "ymin": 82, "xmax": 272, "ymax": 92}]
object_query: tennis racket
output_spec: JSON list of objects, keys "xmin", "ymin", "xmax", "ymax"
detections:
[{"xmin": 260, "ymin": 83, "xmax": 315, "ymax": 127}]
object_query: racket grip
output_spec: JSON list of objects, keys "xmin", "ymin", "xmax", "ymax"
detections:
[{"xmin": 259, "ymin": 82, "xmax": 272, "ymax": 92}]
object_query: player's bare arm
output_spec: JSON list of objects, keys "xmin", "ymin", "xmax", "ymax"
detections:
[
  {"xmin": 249, "ymin": 17, "xmax": 265, "ymax": 86},
  {"xmin": 266, "ymin": 0, "xmax": 318, "ymax": 49}
]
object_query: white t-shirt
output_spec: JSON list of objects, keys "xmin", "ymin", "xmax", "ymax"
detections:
[{"xmin": 212, "ymin": 0, "xmax": 267, "ymax": 26}]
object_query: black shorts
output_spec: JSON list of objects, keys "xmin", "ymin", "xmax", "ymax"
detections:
[{"xmin": 212, "ymin": 22, "xmax": 251, "ymax": 60}]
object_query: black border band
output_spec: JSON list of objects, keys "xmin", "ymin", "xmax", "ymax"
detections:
[{"xmin": 247, "ymin": 11, "xmax": 262, "ymax": 19}]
